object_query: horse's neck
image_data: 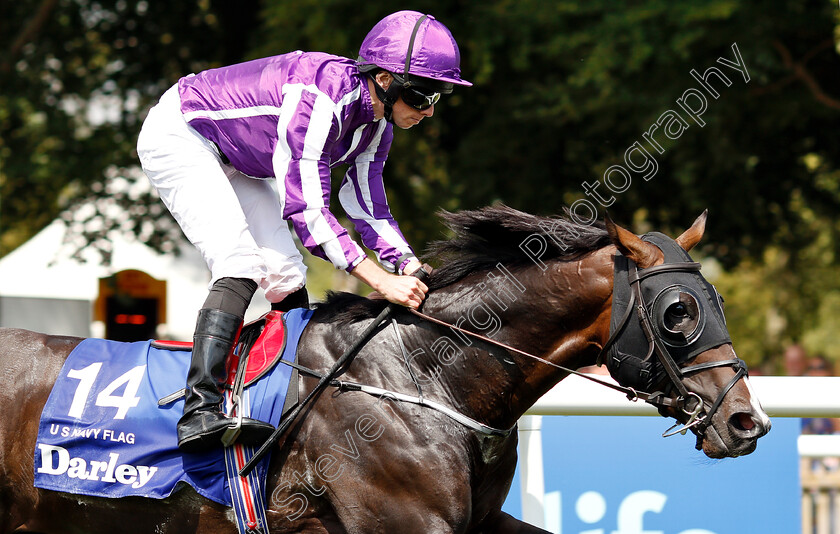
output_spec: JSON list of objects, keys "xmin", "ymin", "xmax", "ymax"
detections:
[{"xmin": 421, "ymin": 249, "xmax": 614, "ymax": 428}]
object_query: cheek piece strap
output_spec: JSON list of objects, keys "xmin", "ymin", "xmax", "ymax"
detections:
[{"xmin": 369, "ymin": 75, "xmax": 401, "ymax": 123}]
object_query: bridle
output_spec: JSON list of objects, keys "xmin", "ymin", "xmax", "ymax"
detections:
[{"xmin": 598, "ymin": 259, "xmax": 747, "ymax": 437}]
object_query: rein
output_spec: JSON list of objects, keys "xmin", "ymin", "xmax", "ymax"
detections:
[{"xmin": 407, "ymin": 308, "xmax": 668, "ymax": 405}]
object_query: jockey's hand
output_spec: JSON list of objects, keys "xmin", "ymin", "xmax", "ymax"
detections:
[
  {"xmin": 350, "ymin": 257, "xmax": 428, "ymax": 309},
  {"xmin": 377, "ymin": 273, "xmax": 427, "ymax": 308}
]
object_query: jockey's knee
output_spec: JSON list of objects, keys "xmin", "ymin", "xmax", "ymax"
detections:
[{"xmin": 202, "ymin": 277, "xmax": 258, "ymax": 318}]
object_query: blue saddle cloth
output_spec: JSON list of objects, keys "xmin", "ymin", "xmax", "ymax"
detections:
[{"xmin": 33, "ymin": 308, "xmax": 312, "ymax": 505}]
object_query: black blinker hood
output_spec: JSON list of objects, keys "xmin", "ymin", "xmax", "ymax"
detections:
[{"xmin": 605, "ymin": 232, "xmax": 731, "ymax": 392}]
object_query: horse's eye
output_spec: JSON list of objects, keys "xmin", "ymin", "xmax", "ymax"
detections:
[
  {"xmin": 662, "ymin": 293, "xmax": 699, "ymax": 336},
  {"xmin": 668, "ymin": 302, "xmax": 689, "ymax": 317},
  {"xmin": 654, "ymin": 287, "xmax": 705, "ymax": 346}
]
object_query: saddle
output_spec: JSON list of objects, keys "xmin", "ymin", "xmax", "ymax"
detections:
[{"xmin": 153, "ymin": 310, "xmax": 299, "ymax": 410}]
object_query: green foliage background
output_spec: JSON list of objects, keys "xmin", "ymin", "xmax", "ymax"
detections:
[{"xmin": 3, "ymin": 0, "xmax": 840, "ymax": 370}]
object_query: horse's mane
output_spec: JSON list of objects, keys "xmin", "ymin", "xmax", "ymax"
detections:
[
  {"xmin": 315, "ymin": 291, "xmax": 390, "ymax": 324},
  {"xmin": 315, "ymin": 205, "xmax": 611, "ymax": 323},
  {"xmin": 426, "ymin": 205, "xmax": 610, "ymax": 289}
]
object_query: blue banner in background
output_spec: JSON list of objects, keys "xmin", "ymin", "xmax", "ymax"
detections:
[{"xmin": 503, "ymin": 416, "xmax": 800, "ymax": 534}]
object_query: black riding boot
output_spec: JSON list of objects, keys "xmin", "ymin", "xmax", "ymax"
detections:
[{"xmin": 177, "ymin": 308, "xmax": 274, "ymax": 452}]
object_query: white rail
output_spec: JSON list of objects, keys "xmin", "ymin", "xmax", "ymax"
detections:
[
  {"xmin": 799, "ymin": 435, "xmax": 840, "ymax": 458},
  {"xmin": 524, "ymin": 375, "xmax": 840, "ymax": 417}
]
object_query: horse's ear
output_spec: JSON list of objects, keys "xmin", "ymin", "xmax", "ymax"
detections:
[
  {"xmin": 675, "ymin": 210, "xmax": 708, "ymax": 252},
  {"xmin": 604, "ymin": 213, "xmax": 661, "ymax": 268}
]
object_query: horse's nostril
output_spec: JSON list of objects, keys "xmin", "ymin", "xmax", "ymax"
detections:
[
  {"xmin": 739, "ymin": 413, "xmax": 755, "ymax": 431},
  {"xmin": 730, "ymin": 412, "xmax": 756, "ymax": 432}
]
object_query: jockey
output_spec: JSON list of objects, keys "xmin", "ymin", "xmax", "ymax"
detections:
[{"xmin": 136, "ymin": 10, "xmax": 471, "ymax": 452}]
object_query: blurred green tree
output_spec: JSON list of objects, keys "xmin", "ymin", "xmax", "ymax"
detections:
[
  {"xmin": 3, "ymin": 0, "xmax": 840, "ymax": 365},
  {"xmin": 0, "ymin": 0, "xmax": 260, "ymax": 256}
]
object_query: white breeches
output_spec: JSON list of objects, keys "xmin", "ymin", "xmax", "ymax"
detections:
[{"xmin": 137, "ymin": 84, "xmax": 306, "ymax": 303}]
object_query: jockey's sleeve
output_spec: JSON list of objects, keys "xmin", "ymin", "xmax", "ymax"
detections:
[
  {"xmin": 274, "ymin": 85, "xmax": 367, "ymax": 271},
  {"xmin": 337, "ymin": 120, "xmax": 417, "ymax": 274}
]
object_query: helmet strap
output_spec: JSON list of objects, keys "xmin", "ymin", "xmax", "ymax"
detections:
[
  {"xmin": 402, "ymin": 15, "xmax": 429, "ymax": 81},
  {"xmin": 369, "ymin": 73, "xmax": 401, "ymax": 123}
]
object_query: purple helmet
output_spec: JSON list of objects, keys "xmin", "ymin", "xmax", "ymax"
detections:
[{"xmin": 357, "ymin": 10, "xmax": 472, "ymax": 93}]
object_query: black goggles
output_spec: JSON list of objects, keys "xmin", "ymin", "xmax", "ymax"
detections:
[{"xmin": 400, "ymin": 85, "xmax": 440, "ymax": 110}]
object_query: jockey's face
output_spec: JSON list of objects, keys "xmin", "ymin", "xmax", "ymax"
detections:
[{"xmin": 370, "ymin": 72, "xmax": 435, "ymax": 129}]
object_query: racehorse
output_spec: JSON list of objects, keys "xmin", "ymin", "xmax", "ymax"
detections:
[{"xmin": 0, "ymin": 206, "xmax": 769, "ymax": 533}]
